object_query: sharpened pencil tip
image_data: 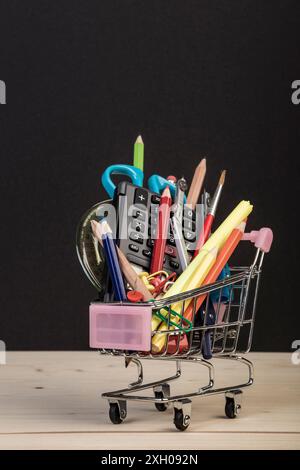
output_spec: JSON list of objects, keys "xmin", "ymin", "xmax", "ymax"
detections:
[
  {"xmin": 91, "ymin": 219, "xmax": 112, "ymax": 238},
  {"xmin": 219, "ymin": 170, "xmax": 226, "ymax": 185},
  {"xmin": 135, "ymin": 135, "xmax": 143, "ymax": 144},
  {"xmin": 162, "ymin": 186, "xmax": 171, "ymax": 197},
  {"xmin": 90, "ymin": 220, "xmax": 97, "ymax": 230},
  {"xmin": 194, "ymin": 158, "xmax": 207, "ymax": 172}
]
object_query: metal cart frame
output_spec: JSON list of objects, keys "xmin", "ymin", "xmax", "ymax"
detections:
[{"xmin": 98, "ymin": 232, "xmax": 272, "ymax": 430}]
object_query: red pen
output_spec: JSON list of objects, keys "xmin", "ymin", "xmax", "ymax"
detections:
[
  {"xmin": 150, "ymin": 186, "xmax": 172, "ymax": 274},
  {"xmin": 193, "ymin": 170, "xmax": 226, "ymax": 258}
]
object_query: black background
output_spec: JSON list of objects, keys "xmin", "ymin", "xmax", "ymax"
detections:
[{"xmin": 0, "ymin": 0, "xmax": 299, "ymax": 350}]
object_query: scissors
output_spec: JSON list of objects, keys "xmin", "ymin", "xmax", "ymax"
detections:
[{"xmin": 101, "ymin": 164, "xmax": 178, "ymax": 199}]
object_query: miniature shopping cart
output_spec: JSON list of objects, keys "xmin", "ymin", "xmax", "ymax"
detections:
[{"xmin": 87, "ymin": 225, "xmax": 273, "ymax": 431}]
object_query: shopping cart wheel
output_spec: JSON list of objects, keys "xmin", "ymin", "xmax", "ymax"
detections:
[
  {"xmin": 225, "ymin": 390, "xmax": 242, "ymax": 419},
  {"xmin": 173, "ymin": 399, "xmax": 192, "ymax": 431},
  {"xmin": 154, "ymin": 392, "xmax": 168, "ymax": 411},
  {"xmin": 108, "ymin": 400, "xmax": 127, "ymax": 424},
  {"xmin": 153, "ymin": 383, "xmax": 170, "ymax": 412}
]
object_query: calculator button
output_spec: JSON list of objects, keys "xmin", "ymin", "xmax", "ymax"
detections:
[
  {"xmin": 184, "ymin": 230, "xmax": 196, "ymax": 242},
  {"xmin": 185, "ymin": 242, "xmax": 193, "ymax": 252},
  {"xmin": 132, "ymin": 220, "xmax": 144, "ymax": 232},
  {"xmin": 149, "ymin": 215, "xmax": 158, "ymax": 226},
  {"xmin": 129, "ymin": 232, "xmax": 144, "ymax": 244},
  {"xmin": 142, "ymin": 249, "xmax": 152, "ymax": 258},
  {"xmin": 149, "ymin": 227, "xmax": 157, "ymax": 238},
  {"xmin": 127, "ymin": 254, "xmax": 150, "ymax": 269},
  {"xmin": 184, "ymin": 230, "xmax": 196, "ymax": 241},
  {"xmin": 134, "ymin": 188, "xmax": 148, "ymax": 206},
  {"xmin": 132, "ymin": 208, "xmax": 146, "ymax": 221},
  {"xmin": 170, "ymin": 260, "xmax": 179, "ymax": 269},
  {"xmin": 184, "ymin": 207, "xmax": 196, "ymax": 221},
  {"xmin": 165, "ymin": 245, "xmax": 176, "ymax": 258},
  {"xmin": 129, "ymin": 244, "xmax": 139, "ymax": 253},
  {"xmin": 151, "ymin": 194, "xmax": 161, "ymax": 204},
  {"xmin": 150, "ymin": 204, "xmax": 159, "ymax": 215},
  {"xmin": 183, "ymin": 218, "xmax": 196, "ymax": 231},
  {"xmin": 169, "ymin": 235, "xmax": 176, "ymax": 246},
  {"xmin": 147, "ymin": 239, "xmax": 155, "ymax": 247}
]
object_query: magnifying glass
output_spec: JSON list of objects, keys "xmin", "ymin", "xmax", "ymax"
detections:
[{"xmin": 76, "ymin": 201, "xmax": 111, "ymax": 294}]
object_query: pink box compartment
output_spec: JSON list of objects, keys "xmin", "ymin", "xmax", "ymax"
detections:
[{"xmin": 89, "ymin": 303, "xmax": 152, "ymax": 352}]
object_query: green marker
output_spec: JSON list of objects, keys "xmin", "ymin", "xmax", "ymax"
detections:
[{"xmin": 133, "ymin": 135, "xmax": 144, "ymax": 172}]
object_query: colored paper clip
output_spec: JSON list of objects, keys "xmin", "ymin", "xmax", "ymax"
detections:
[
  {"xmin": 152, "ymin": 272, "xmax": 177, "ymax": 295},
  {"xmin": 163, "ymin": 281, "xmax": 175, "ymax": 293},
  {"xmin": 139, "ymin": 271, "xmax": 169, "ymax": 294},
  {"xmin": 138, "ymin": 272, "xmax": 155, "ymax": 292},
  {"xmin": 154, "ymin": 308, "xmax": 193, "ymax": 333}
]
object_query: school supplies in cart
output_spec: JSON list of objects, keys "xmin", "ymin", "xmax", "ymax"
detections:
[
  {"xmin": 113, "ymin": 181, "xmax": 195, "ymax": 276},
  {"xmin": 76, "ymin": 137, "xmax": 273, "ymax": 431}
]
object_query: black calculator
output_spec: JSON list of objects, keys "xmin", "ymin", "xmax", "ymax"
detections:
[{"xmin": 113, "ymin": 181, "xmax": 197, "ymax": 276}]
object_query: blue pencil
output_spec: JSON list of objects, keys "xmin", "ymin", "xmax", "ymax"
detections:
[{"xmin": 101, "ymin": 225, "xmax": 127, "ymax": 301}]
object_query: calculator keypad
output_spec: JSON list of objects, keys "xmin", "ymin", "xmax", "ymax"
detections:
[{"xmin": 115, "ymin": 182, "xmax": 196, "ymax": 276}]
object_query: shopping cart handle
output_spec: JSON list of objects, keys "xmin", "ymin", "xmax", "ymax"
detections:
[{"xmin": 242, "ymin": 227, "xmax": 273, "ymax": 253}]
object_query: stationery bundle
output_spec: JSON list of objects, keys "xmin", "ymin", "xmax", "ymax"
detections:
[
  {"xmin": 76, "ymin": 139, "xmax": 274, "ymax": 430},
  {"xmin": 77, "ymin": 136, "xmax": 271, "ymax": 356}
]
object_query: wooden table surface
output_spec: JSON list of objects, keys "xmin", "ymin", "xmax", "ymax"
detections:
[{"xmin": 0, "ymin": 352, "xmax": 299, "ymax": 450}]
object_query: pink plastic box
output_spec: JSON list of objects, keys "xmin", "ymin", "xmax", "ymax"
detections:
[{"xmin": 89, "ymin": 303, "xmax": 152, "ymax": 352}]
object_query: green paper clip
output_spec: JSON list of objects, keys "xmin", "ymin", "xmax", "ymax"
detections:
[{"xmin": 154, "ymin": 308, "xmax": 193, "ymax": 333}]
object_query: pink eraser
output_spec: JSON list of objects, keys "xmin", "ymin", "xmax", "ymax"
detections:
[
  {"xmin": 242, "ymin": 227, "xmax": 273, "ymax": 253},
  {"xmin": 89, "ymin": 303, "xmax": 152, "ymax": 352}
]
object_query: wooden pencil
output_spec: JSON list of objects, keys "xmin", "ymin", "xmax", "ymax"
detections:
[
  {"xmin": 91, "ymin": 220, "xmax": 153, "ymax": 301},
  {"xmin": 186, "ymin": 158, "xmax": 206, "ymax": 209}
]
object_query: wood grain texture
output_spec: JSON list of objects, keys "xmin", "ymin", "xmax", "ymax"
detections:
[{"xmin": 0, "ymin": 352, "xmax": 299, "ymax": 449}]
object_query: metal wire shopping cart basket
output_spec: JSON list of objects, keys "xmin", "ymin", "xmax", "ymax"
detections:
[{"xmin": 77, "ymin": 203, "xmax": 273, "ymax": 431}]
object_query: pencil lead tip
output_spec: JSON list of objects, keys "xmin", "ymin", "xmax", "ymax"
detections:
[
  {"xmin": 162, "ymin": 185, "xmax": 171, "ymax": 197},
  {"xmin": 219, "ymin": 170, "xmax": 226, "ymax": 185},
  {"xmin": 136, "ymin": 135, "xmax": 143, "ymax": 144},
  {"xmin": 90, "ymin": 220, "xmax": 98, "ymax": 236},
  {"xmin": 90, "ymin": 220, "xmax": 97, "ymax": 229}
]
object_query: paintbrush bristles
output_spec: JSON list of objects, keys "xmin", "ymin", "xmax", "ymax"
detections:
[{"xmin": 219, "ymin": 170, "xmax": 226, "ymax": 186}]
